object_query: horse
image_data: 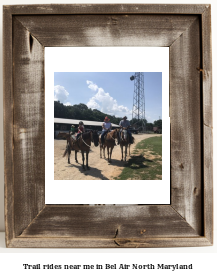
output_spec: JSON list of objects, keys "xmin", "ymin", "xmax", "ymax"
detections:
[
  {"xmin": 119, "ymin": 128, "xmax": 135, "ymax": 161},
  {"xmin": 62, "ymin": 130, "xmax": 99, "ymax": 170},
  {"xmin": 57, "ymin": 131, "xmax": 73, "ymax": 141},
  {"xmin": 99, "ymin": 129, "xmax": 120, "ymax": 163},
  {"xmin": 56, "ymin": 131, "xmax": 77, "ymax": 152}
]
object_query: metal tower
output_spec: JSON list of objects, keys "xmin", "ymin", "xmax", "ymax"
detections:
[{"xmin": 130, "ymin": 72, "xmax": 145, "ymax": 131}]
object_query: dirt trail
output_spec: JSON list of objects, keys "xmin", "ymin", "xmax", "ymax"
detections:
[{"xmin": 54, "ymin": 134, "xmax": 161, "ymax": 180}]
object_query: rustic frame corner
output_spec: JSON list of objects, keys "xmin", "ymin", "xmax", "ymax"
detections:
[{"xmin": 4, "ymin": 4, "xmax": 213, "ymax": 248}]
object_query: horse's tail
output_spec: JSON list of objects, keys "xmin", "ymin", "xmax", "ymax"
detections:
[
  {"xmin": 63, "ymin": 147, "xmax": 68, "ymax": 158},
  {"xmin": 63, "ymin": 144, "xmax": 71, "ymax": 157}
]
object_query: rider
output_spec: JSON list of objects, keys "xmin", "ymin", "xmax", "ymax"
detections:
[
  {"xmin": 119, "ymin": 116, "xmax": 133, "ymax": 144},
  {"xmin": 70, "ymin": 125, "xmax": 75, "ymax": 135},
  {"xmin": 76, "ymin": 121, "xmax": 85, "ymax": 140},
  {"xmin": 101, "ymin": 116, "xmax": 112, "ymax": 146}
]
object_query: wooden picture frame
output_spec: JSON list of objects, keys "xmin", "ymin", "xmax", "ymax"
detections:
[{"xmin": 3, "ymin": 4, "xmax": 213, "ymax": 248}]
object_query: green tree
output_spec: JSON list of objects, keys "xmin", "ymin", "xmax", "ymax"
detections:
[
  {"xmin": 153, "ymin": 119, "xmax": 162, "ymax": 129},
  {"xmin": 54, "ymin": 101, "xmax": 66, "ymax": 118},
  {"xmin": 146, "ymin": 122, "xmax": 154, "ymax": 131}
]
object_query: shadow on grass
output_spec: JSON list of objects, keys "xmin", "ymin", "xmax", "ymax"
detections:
[
  {"xmin": 125, "ymin": 155, "xmax": 153, "ymax": 170},
  {"xmin": 102, "ymin": 158, "xmax": 127, "ymax": 167}
]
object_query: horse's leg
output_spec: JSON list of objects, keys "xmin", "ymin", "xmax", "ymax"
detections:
[
  {"xmin": 67, "ymin": 144, "xmax": 71, "ymax": 164},
  {"xmin": 125, "ymin": 137, "xmax": 127, "ymax": 157},
  {"xmin": 121, "ymin": 145, "xmax": 123, "ymax": 161},
  {"xmin": 99, "ymin": 139, "xmax": 102, "ymax": 158},
  {"xmin": 102, "ymin": 144, "xmax": 104, "ymax": 158},
  {"xmin": 75, "ymin": 150, "xmax": 78, "ymax": 163},
  {"xmin": 125, "ymin": 146, "xmax": 127, "ymax": 161},
  {"xmin": 129, "ymin": 144, "xmax": 130, "ymax": 156},
  {"xmin": 103, "ymin": 146, "xmax": 106, "ymax": 159},
  {"xmin": 82, "ymin": 151, "xmax": 85, "ymax": 170},
  {"xmin": 109, "ymin": 146, "xmax": 114, "ymax": 163},
  {"xmin": 86, "ymin": 151, "xmax": 90, "ymax": 170},
  {"xmin": 101, "ymin": 146, "xmax": 103, "ymax": 158},
  {"xmin": 107, "ymin": 146, "xmax": 110, "ymax": 162}
]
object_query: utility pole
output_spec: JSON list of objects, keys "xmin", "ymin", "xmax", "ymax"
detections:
[{"xmin": 130, "ymin": 72, "xmax": 145, "ymax": 132}]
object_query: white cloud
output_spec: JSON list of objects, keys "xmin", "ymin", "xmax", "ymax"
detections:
[
  {"xmin": 54, "ymin": 85, "xmax": 70, "ymax": 105},
  {"xmin": 86, "ymin": 80, "xmax": 131, "ymax": 117},
  {"xmin": 64, "ymin": 102, "xmax": 71, "ymax": 106},
  {"xmin": 86, "ymin": 98, "xmax": 100, "ymax": 109},
  {"xmin": 86, "ymin": 80, "xmax": 98, "ymax": 91}
]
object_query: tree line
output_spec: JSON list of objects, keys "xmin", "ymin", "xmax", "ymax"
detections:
[
  {"xmin": 54, "ymin": 101, "xmax": 122, "ymax": 125},
  {"xmin": 54, "ymin": 101, "xmax": 162, "ymax": 131}
]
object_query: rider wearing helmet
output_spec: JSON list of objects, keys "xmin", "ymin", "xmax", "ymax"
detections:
[{"xmin": 77, "ymin": 121, "xmax": 85, "ymax": 139}]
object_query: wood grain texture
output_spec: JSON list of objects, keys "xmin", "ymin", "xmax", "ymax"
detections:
[
  {"xmin": 170, "ymin": 17, "xmax": 202, "ymax": 235},
  {"xmin": 16, "ymin": 15, "xmax": 197, "ymax": 47},
  {"xmin": 7, "ymin": 236, "xmax": 212, "ymax": 248},
  {"xmin": 20, "ymin": 205, "xmax": 198, "ymax": 238},
  {"xmin": 4, "ymin": 4, "xmax": 207, "ymax": 15},
  {"xmin": 202, "ymin": 6, "xmax": 212, "ymax": 129},
  {"xmin": 201, "ymin": 6, "xmax": 213, "ymax": 244},
  {"xmin": 3, "ymin": 7, "xmax": 14, "ymax": 247},
  {"xmin": 12, "ymin": 17, "xmax": 45, "ymax": 237},
  {"xmin": 204, "ymin": 126, "xmax": 213, "ymax": 243},
  {"xmin": 3, "ymin": 4, "xmax": 213, "ymax": 248}
]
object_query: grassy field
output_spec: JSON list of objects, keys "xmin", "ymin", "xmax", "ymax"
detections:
[{"xmin": 115, "ymin": 136, "xmax": 162, "ymax": 180}]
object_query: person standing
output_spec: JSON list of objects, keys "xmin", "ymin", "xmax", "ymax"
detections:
[{"xmin": 101, "ymin": 116, "xmax": 112, "ymax": 146}]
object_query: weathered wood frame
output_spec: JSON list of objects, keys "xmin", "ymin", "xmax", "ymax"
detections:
[{"xmin": 3, "ymin": 4, "xmax": 212, "ymax": 248}]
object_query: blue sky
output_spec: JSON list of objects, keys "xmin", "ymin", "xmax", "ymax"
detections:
[{"xmin": 54, "ymin": 72, "xmax": 162, "ymax": 123}]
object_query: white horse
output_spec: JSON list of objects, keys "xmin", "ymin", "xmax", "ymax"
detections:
[{"xmin": 119, "ymin": 128, "xmax": 134, "ymax": 161}]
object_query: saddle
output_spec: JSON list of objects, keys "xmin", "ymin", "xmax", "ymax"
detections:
[
  {"xmin": 104, "ymin": 131, "xmax": 114, "ymax": 142},
  {"xmin": 101, "ymin": 132, "xmax": 112, "ymax": 146},
  {"xmin": 104, "ymin": 133, "xmax": 108, "ymax": 141},
  {"xmin": 69, "ymin": 134, "xmax": 81, "ymax": 149},
  {"xmin": 71, "ymin": 134, "xmax": 76, "ymax": 141}
]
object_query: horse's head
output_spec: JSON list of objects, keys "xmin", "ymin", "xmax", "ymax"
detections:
[
  {"xmin": 113, "ymin": 128, "xmax": 120, "ymax": 139},
  {"xmin": 122, "ymin": 129, "xmax": 128, "ymax": 140},
  {"xmin": 57, "ymin": 132, "xmax": 69, "ymax": 139},
  {"xmin": 91, "ymin": 130, "xmax": 99, "ymax": 147},
  {"xmin": 57, "ymin": 132, "xmax": 63, "ymax": 138}
]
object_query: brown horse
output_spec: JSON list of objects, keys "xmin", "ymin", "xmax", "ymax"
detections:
[
  {"xmin": 99, "ymin": 129, "xmax": 120, "ymax": 163},
  {"xmin": 57, "ymin": 131, "xmax": 77, "ymax": 154},
  {"xmin": 119, "ymin": 128, "xmax": 135, "ymax": 161},
  {"xmin": 61, "ymin": 130, "xmax": 99, "ymax": 170},
  {"xmin": 57, "ymin": 131, "xmax": 75, "ymax": 144}
]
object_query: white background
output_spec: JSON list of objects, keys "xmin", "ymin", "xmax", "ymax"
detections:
[
  {"xmin": 45, "ymin": 47, "xmax": 170, "ymax": 204},
  {"xmin": 0, "ymin": 0, "xmax": 216, "ymax": 277}
]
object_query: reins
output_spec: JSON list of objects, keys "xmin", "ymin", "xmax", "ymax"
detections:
[
  {"xmin": 80, "ymin": 133, "xmax": 91, "ymax": 148},
  {"xmin": 72, "ymin": 131, "xmax": 98, "ymax": 149},
  {"xmin": 106, "ymin": 130, "xmax": 116, "ymax": 141}
]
